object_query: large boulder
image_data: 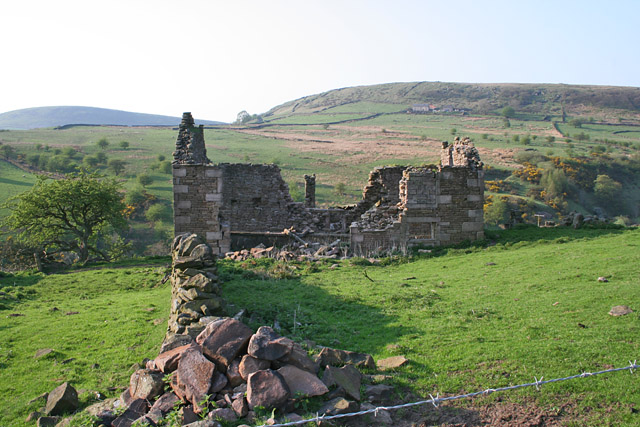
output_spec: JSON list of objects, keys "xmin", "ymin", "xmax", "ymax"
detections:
[
  {"xmin": 322, "ymin": 365, "xmax": 362, "ymax": 401},
  {"xmin": 160, "ymin": 334, "xmax": 194, "ymax": 354},
  {"xmin": 44, "ymin": 382, "xmax": 78, "ymax": 416},
  {"xmin": 279, "ymin": 342, "xmax": 320, "ymax": 374},
  {"xmin": 316, "ymin": 347, "xmax": 375, "ymax": 369},
  {"xmin": 239, "ymin": 354, "xmax": 270, "ymax": 381},
  {"xmin": 199, "ymin": 318, "xmax": 253, "ymax": 371},
  {"xmin": 172, "ymin": 347, "xmax": 215, "ymax": 412},
  {"xmin": 277, "ymin": 365, "xmax": 328, "ymax": 398},
  {"xmin": 129, "ymin": 369, "xmax": 164, "ymax": 401},
  {"xmin": 151, "ymin": 343, "xmax": 195, "ymax": 373},
  {"xmin": 246, "ymin": 370, "xmax": 290, "ymax": 410},
  {"xmin": 247, "ymin": 326, "xmax": 294, "ymax": 361},
  {"xmin": 111, "ymin": 399, "xmax": 149, "ymax": 427},
  {"xmin": 147, "ymin": 392, "xmax": 180, "ymax": 424}
]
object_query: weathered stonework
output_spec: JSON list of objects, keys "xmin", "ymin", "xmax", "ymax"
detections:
[{"xmin": 172, "ymin": 113, "xmax": 483, "ymax": 255}]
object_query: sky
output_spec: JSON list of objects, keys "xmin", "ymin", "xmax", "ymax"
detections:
[{"xmin": 2, "ymin": 0, "xmax": 639, "ymax": 123}]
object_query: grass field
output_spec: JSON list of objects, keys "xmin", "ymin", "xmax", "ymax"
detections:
[{"xmin": 1, "ymin": 226, "xmax": 639, "ymax": 426}]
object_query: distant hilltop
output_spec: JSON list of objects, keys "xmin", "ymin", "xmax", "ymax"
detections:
[
  {"xmin": 0, "ymin": 106, "xmax": 225, "ymax": 130},
  {"xmin": 265, "ymin": 82, "xmax": 640, "ymax": 119}
]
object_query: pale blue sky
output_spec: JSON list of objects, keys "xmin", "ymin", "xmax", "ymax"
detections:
[{"xmin": 2, "ymin": 0, "xmax": 638, "ymax": 122}]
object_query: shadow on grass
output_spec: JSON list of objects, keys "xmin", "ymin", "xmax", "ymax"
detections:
[
  {"xmin": 0, "ymin": 177, "xmax": 33, "ymax": 187},
  {"xmin": 0, "ymin": 273, "xmax": 43, "ymax": 311},
  {"xmin": 219, "ymin": 259, "xmax": 420, "ymax": 357},
  {"xmin": 485, "ymin": 223, "xmax": 626, "ymax": 244}
]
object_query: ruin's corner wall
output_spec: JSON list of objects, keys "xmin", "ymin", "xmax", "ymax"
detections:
[
  {"xmin": 173, "ymin": 164, "xmax": 230, "ymax": 255},
  {"xmin": 350, "ymin": 166, "xmax": 484, "ymax": 255}
]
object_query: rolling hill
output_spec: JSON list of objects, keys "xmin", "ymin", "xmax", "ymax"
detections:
[
  {"xmin": 265, "ymin": 82, "xmax": 640, "ymax": 121},
  {"xmin": 0, "ymin": 106, "xmax": 225, "ymax": 130}
]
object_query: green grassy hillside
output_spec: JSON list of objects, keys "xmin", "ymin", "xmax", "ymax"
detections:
[
  {"xmin": 265, "ymin": 82, "xmax": 640, "ymax": 121},
  {"xmin": 1, "ymin": 226, "xmax": 638, "ymax": 425}
]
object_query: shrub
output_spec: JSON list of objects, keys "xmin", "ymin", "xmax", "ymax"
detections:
[
  {"xmin": 137, "ymin": 174, "xmax": 153, "ymax": 188},
  {"xmin": 145, "ymin": 204, "xmax": 172, "ymax": 223},
  {"xmin": 96, "ymin": 138, "xmax": 109, "ymax": 150}
]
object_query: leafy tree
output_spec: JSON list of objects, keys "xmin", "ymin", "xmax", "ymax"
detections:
[
  {"xmin": 160, "ymin": 160, "xmax": 172, "ymax": 174},
  {"xmin": 96, "ymin": 138, "xmax": 109, "ymax": 150},
  {"xmin": 26, "ymin": 154, "xmax": 40, "ymax": 167},
  {"xmin": 2, "ymin": 172, "xmax": 127, "ymax": 263},
  {"xmin": 157, "ymin": 154, "xmax": 166, "ymax": 162},
  {"xmin": 501, "ymin": 106, "xmax": 515, "ymax": 118},
  {"xmin": 575, "ymin": 132, "xmax": 590, "ymax": 141},
  {"xmin": 521, "ymin": 134, "xmax": 531, "ymax": 145},
  {"xmin": 484, "ymin": 198, "xmax": 508, "ymax": 225},
  {"xmin": 96, "ymin": 152, "xmax": 108, "ymax": 164},
  {"xmin": 235, "ymin": 110, "xmax": 250, "ymax": 124},
  {"xmin": 334, "ymin": 182, "xmax": 347, "ymax": 195},
  {"xmin": 46, "ymin": 155, "xmax": 78, "ymax": 173},
  {"xmin": 108, "ymin": 159, "xmax": 126, "ymax": 176},
  {"xmin": 545, "ymin": 136, "xmax": 556, "ymax": 143},
  {"xmin": 0, "ymin": 144, "xmax": 16, "ymax": 159},
  {"xmin": 594, "ymin": 174, "xmax": 621, "ymax": 203},
  {"xmin": 541, "ymin": 168, "xmax": 569, "ymax": 198},
  {"xmin": 137, "ymin": 174, "xmax": 153, "ymax": 187},
  {"xmin": 450, "ymin": 128, "xmax": 457, "ymax": 135},
  {"xmin": 119, "ymin": 140, "xmax": 130, "ymax": 150},
  {"xmin": 569, "ymin": 118, "xmax": 584, "ymax": 128},
  {"xmin": 63, "ymin": 147, "xmax": 78, "ymax": 158},
  {"xmin": 83, "ymin": 155, "xmax": 99, "ymax": 168}
]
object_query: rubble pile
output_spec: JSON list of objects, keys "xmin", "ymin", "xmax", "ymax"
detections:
[
  {"xmin": 74, "ymin": 318, "xmax": 389, "ymax": 426},
  {"xmin": 225, "ymin": 236, "xmax": 344, "ymax": 262},
  {"xmin": 352, "ymin": 202, "xmax": 401, "ymax": 232},
  {"xmin": 560, "ymin": 210, "xmax": 609, "ymax": 228}
]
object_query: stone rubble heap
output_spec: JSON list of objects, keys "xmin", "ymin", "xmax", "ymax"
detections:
[
  {"xmin": 352, "ymin": 203, "xmax": 401, "ymax": 232},
  {"xmin": 224, "ymin": 237, "xmax": 344, "ymax": 262},
  {"xmin": 78, "ymin": 317, "xmax": 391, "ymax": 427}
]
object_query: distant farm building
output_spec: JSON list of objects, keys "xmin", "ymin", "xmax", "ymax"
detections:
[{"xmin": 411, "ymin": 103, "xmax": 437, "ymax": 113}]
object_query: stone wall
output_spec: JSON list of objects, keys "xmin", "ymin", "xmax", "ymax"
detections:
[
  {"xmin": 172, "ymin": 112, "xmax": 484, "ymax": 255},
  {"xmin": 350, "ymin": 147, "xmax": 484, "ymax": 255}
]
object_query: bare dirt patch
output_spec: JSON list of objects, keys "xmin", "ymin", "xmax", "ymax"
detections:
[{"xmin": 342, "ymin": 396, "xmax": 579, "ymax": 427}]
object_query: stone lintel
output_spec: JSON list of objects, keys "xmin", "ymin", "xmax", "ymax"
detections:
[
  {"xmin": 175, "ymin": 216, "xmax": 191, "ymax": 224},
  {"xmin": 176, "ymin": 200, "xmax": 191, "ymax": 209},
  {"xmin": 205, "ymin": 168, "xmax": 223, "ymax": 178},
  {"xmin": 462, "ymin": 221, "xmax": 484, "ymax": 232},
  {"xmin": 403, "ymin": 216, "xmax": 439, "ymax": 223},
  {"xmin": 206, "ymin": 231, "xmax": 222, "ymax": 241},
  {"xmin": 438, "ymin": 195, "xmax": 452, "ymax": 204},
  {"xmin": 206, "ymin": 193, "xmax": 222, "ymax": 202},
  {"xmin": 174, "ymin": 185, "xmax": 189, "ymax": 194},
  {"xmin": 173, "ymin": 167, "xmax": 187, "ymax": 177}
]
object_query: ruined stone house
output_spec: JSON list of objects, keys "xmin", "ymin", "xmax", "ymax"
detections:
[{"xmin": 172, "ymin": 112, "xmax": 484, "ymax": 256}]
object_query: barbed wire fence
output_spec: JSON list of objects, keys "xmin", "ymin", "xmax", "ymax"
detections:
[{"xmin": 256, "ymin": 360, "xmax": 638, "ymax": 427}]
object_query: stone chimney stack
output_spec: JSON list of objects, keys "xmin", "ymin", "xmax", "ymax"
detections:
[{"xmin": 172, "ymin": 112, "xmax": 210, "ymax": 165}]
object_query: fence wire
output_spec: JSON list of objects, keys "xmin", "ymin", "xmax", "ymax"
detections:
[{"xmin": 256, "ymin": 360, "xmax": 638, "ymax": 427}]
